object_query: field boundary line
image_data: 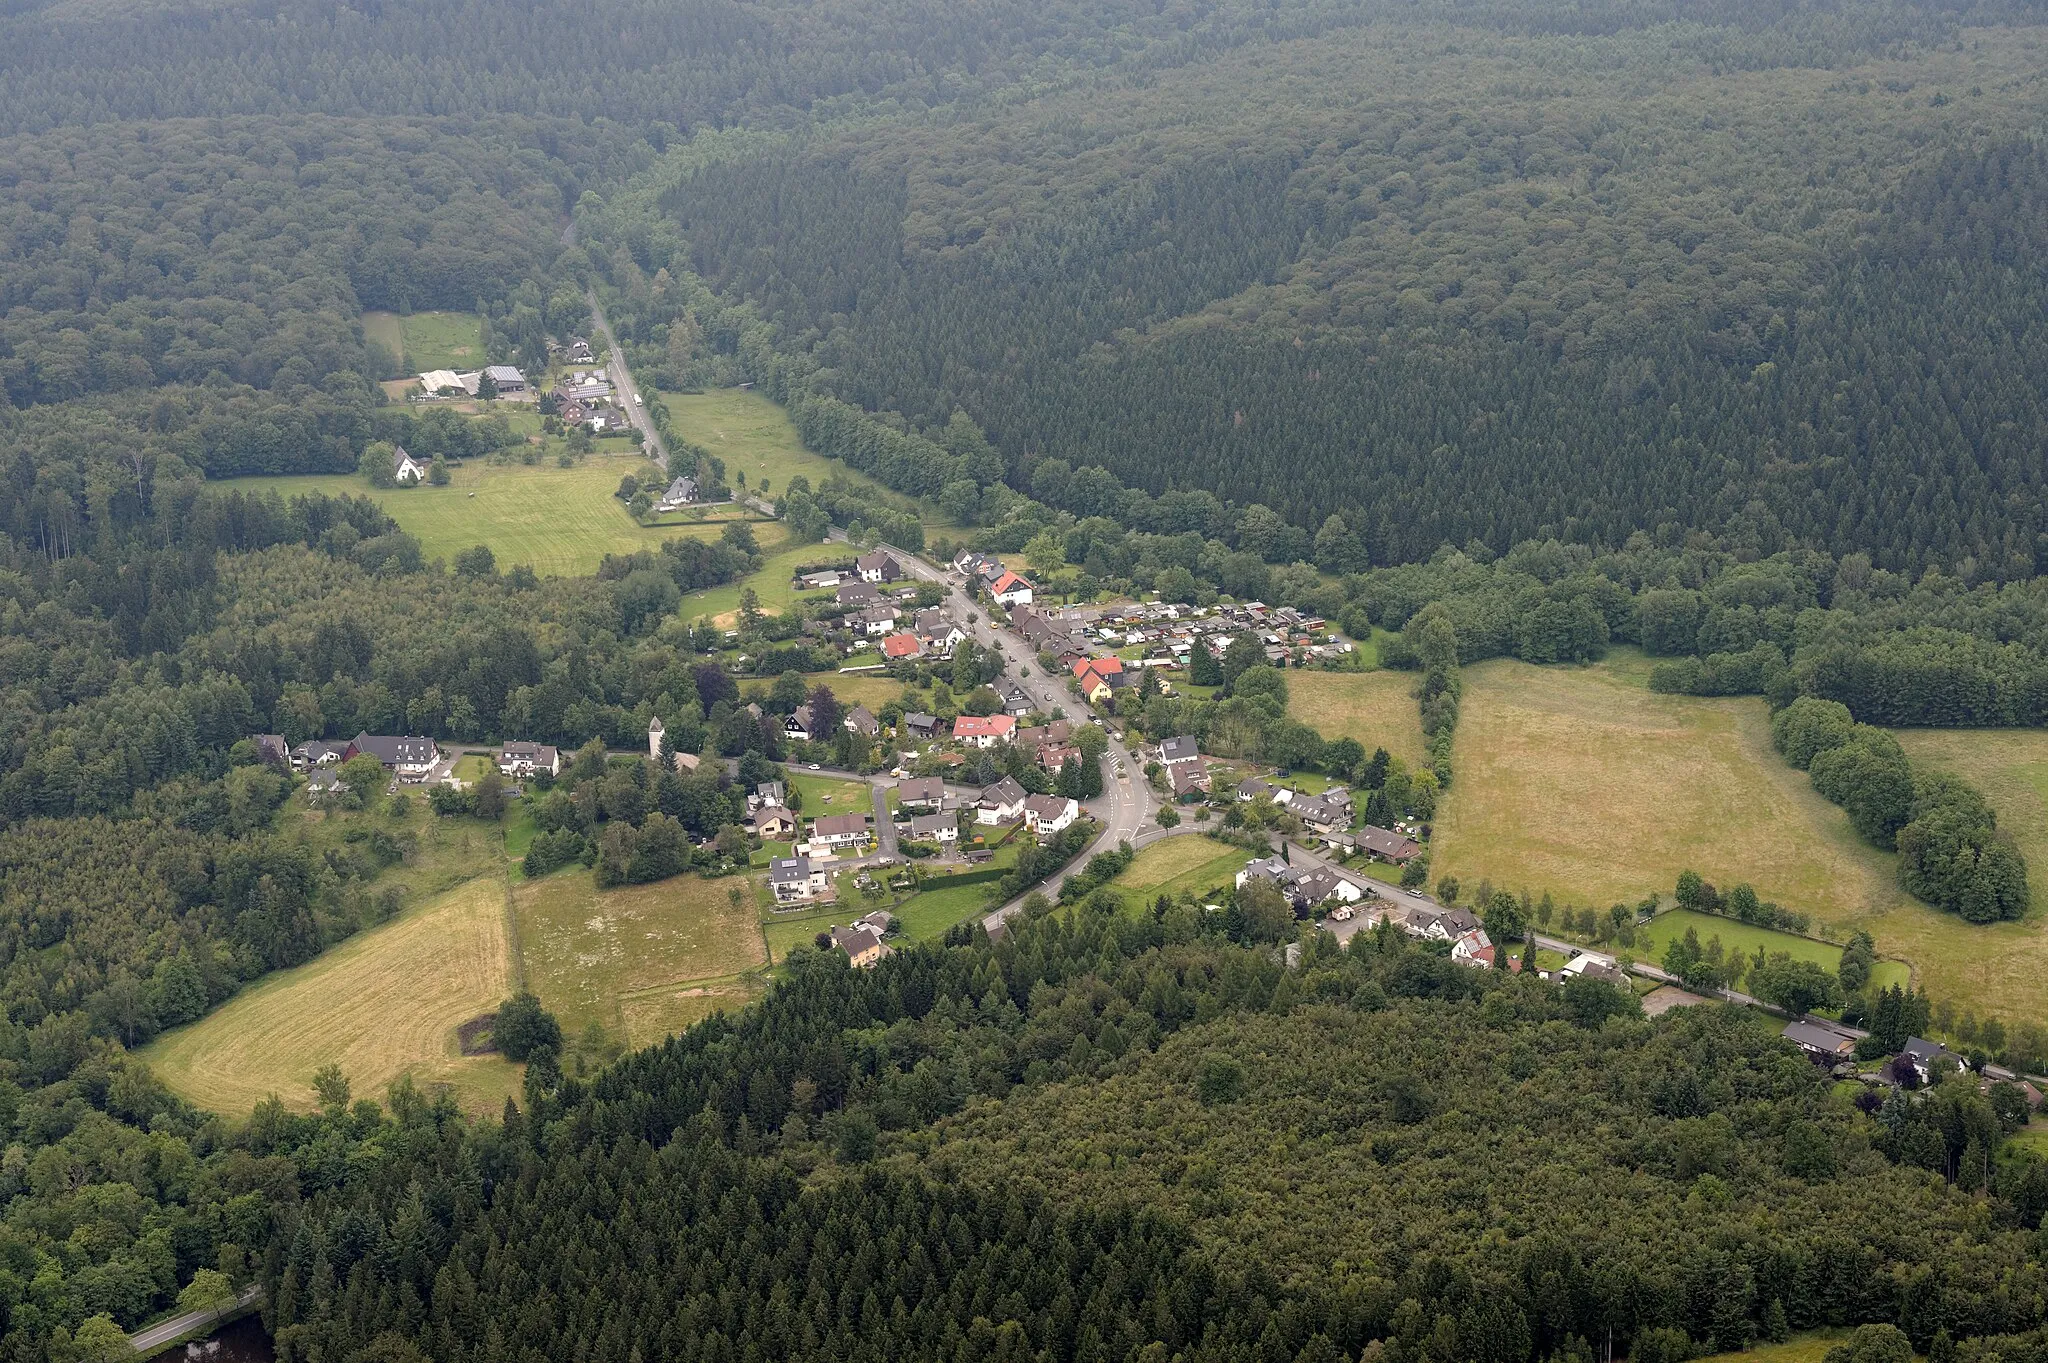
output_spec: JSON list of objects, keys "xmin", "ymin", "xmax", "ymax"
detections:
[{"xmin": 501, "ymin": 872, "xmax": 528, "ymax": 993}]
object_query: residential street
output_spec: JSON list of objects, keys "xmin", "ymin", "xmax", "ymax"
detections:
[{"xmin": 587, "ymin": 290, "xmax": 668, "ymax": 471}]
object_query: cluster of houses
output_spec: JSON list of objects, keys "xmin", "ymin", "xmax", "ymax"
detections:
[
  {"xmin": 415, "ymin": 365, "xmax": 529, "ymax": 400},
  {"xmin": 789, "ymin": 553, "xmax": 973, "ymax": 663},
  {"xmin": 1227, "ymin": 774, "xmax": 1423, "ymax": 865},
  {"xmin": 549, "ymin": 366, "xmax": 629, "ymax": 431},
  {"xmin": 952, "ymin": 551, "xmax": 1035, "ymax": 608},
  {"xmin": 254, "ymin": 731, "xmax": 451, "ymax": 794},
  {"xmin": 1012, "ymin": 598, "xmax": 1352, "ymax": 674}
]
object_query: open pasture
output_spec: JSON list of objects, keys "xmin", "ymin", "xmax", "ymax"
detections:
[{"xmin": 1287, "ymin": 670, "xmax": 1429, "ymax": 768}]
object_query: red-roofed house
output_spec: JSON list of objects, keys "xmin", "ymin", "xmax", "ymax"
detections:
[
  {"xmin": 952, "ymin": 714, "xmax": 1018, "ymax": 748},
  {"xmin": 989, "ymin": 571, "xmax": 1034, "ymax": 607},
  {"xmin": 882, "ymin": 632, "xmax": 924, "ymax": 660},
  {"xmin": 1072, "ymin": 655, "xmax": 1124, "ymax": 704}
]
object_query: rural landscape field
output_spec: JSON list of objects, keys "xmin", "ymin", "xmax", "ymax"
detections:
[{"xmin": 1286, "ymin": 670, "xmax": 1429, "ymax": 769}]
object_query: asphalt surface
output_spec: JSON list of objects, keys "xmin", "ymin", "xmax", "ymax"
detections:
[
  {"xmin": 870, "ymin": 785, "xmax": 898, "ymax": 860},
  {"xmin": 129, "ymin": 1286, "xmax": 262, "ymax": 1353},
  {"xmin": 586, "ymin": 292, "xmax": 668, "ymax": 471}
]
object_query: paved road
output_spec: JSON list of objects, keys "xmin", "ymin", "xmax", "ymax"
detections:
[
  {"xmin": 870, "ymin": 785, "xmax": 898, "ymax": 860},
  {"xmin": 586, "ymin": 291, "xmax": 668, "ymax": 472},
  {"xmin": 130, "ymin": 1285, "xmax": 262, "ymax": 1353}
]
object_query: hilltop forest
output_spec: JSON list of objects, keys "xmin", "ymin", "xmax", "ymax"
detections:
[{"xmin": 3, "ymin": 0, "xmax": 2048, "ymax": 1356}]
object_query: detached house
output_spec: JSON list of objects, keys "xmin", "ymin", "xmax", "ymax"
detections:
[
  {"xmin": 343, "ymin": 733, "xmax": 440, "ymax": 778},
  {"xmin": 498, "ymin": 742, "xmax": 560, "ymax": 778},
  {"xmin": 1073, "ymin": 656, "xmax": 1123, "ymax": 704},
  {"xmin": 1023, "ymin": 794, "xmax": 1080, "ymax": 839},
  {"xmin": 882, "ymin": 632, "xmax": 924, "ymax": 661},
  {"xmin": 392, "ymin": 446, "xmax": 428, "ymax": 485},
  {"xmin": 829, "ymin": 922, "xmax": 888, "ymax": 968},
  {"xmin": 1158, "ymin": 736, "xmax": 1200, "ymax": 768},
  {"xmin": 770, "ymin": 856, "xmax": 829, "ymax": 904},
  {"xmin": 785, "ymin": 706, "xmax": 815, "ymax": 744},
  {"xmin": 905, "ymin": 812, "xmax": 958, "ymax": 845},
  {"xmin": 845, "ymin": 705, "xmax": 880, "ymax": 738},
  {"xmin": 291, "ymin": 739, "xmax": 347, "ymax": 770},
  {"xmin": 977, "ymin": 777, "xmax": 1028, "ymax": 825},
  {"xmin": 656, "ymin": 476, "xmax": 699, "ymax": 512},
  {"xmin": 857, "ymin": 551, "xmax": 902, "ymax": 584},
  {"xmin": 753, "ymin": 805, "xmax": 798, "ymax": 840},
  {"xmin": 251, "ymin": 735, "xmax": 290, "ymax": 769},
  {"xmin": 952, "ymin": 714, "xmax": 1017, "ymax": 748},
  {"xmin": 1357, "ymin": 826, "xmax": 1422, "ymax": 864},
  {"xmin": 808, "ymin": 812, "xmax": 870, "ymax": 854},
  {"xmin": 858, "ymin": 605, "xmax": 899, "ymax": 637},
  {"xmin": 895, "ymin": 776, "xmax": 945, "ymax": 810},
  {"xmin": 994, "ymin": 679, "xmax": 1034, "ymax": 717},
  {"xmin": 989, "ymin": 571, "xmax": 1034, "ymax": 607}
]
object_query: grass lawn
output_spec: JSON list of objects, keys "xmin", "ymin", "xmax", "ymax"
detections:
[
  {"xmin": 396, "ymin": 310, "xmax": 484, "ymax": 372},
  {"xmin": 362, "ymin": 310, "xmax": 404, "ymax": 360},
  {"xmin": 239, "ymin": 458, "xmax": 787, "ymax": 579},
  {"xmin": 681, "ymin": 539, "xmax": 842, "ymax": 623},
  {"xmin": 803, "ymin": 672, "xmax": 910, "ymax": 712},
  {"xmin": 1432, "ymin": 653, "xmax": 1911, "ymax": 932},
  {"xmin": 1288, "ymin": 670, "xmax": 1429, "ymax": 768},
  {"xmin": 1691, "ymin": 1332, "xmax": 1853, "ymax": 1363},
  {"xmin": 663, "ymin": 388, "xmax": 911, "ymax": 510},
  {"xmin": 513, "ymin": 870, "xmax": 765, "ymax": 1046},
  {"xmin": 789, "ymin": 772, "xmax": 871, "ymax": 816},
  {"xmin": 1886, "ymin": 728, "xmax": 2048, "ymax": 1023},
  {"xmin": 1634, "ymin": 909, "xmax": 1909, "ymax": 993},
  {"xmin": 890, "ymin": 874, "xmax": 1001, "ymax": 940},
  {"xmin": 140, "ymin": 877, "xmax": 523, "ymax": 1117},
  {"xmin": 1102, "ymin": 835, "xmax": 1250, "ymax": 906}
]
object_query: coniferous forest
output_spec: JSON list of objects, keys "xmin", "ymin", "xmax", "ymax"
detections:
[{"xmin": 5, "ymin": 0, "xmax": 2048, "ymax": 1356}]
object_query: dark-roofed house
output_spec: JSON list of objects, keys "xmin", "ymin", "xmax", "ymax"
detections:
[
  {"xmin": 994, "ymin": 679, "xmax": 1034, "ymax": 717},
  {"xmin": 905, "ymin": 812, "xmax": 957, "ymax": 844},
  {"xmin": 344, "ymin": 733, "xmax": 440, "ymax": 777},
  {"xmin": 837, "ymin": 581, "xmax": 882, "ymax": 608},
  {"xmin": 856, "ymin": 551, "xmax": 902, "ymax": 584},
  {"xmin": 904, "ymin": 712, "xmax": 942, "ymax": 741},
  {"xmin": 808, "ymin": 812, "xmax": 870, "ymax": 853},
  {"xmin": 1290, "ymin": 793, "xmax": 1353, "ymax": 834},
  {"xmin": 498, "ymin": 742, "xmax": 560, "ymax": 778},
  {"xmin": 1169, "ymin": 761, "xmax": 1210, "ymax": 800},
  {"xmin": 292, "ymin": 739, "xmax": 347, "ymax": 770},
  {"xmin": 1358, "ymin": 826, "xmax": 1422, "ymax": 863},
  {"xmin": 829, "ymin": 923, "xmax": 888, "ymax": 968},
  {"xmin": 753, "ymin": 805, "xmax": 798, "ymax": 840},
  {"xmin": 305, "ymin": 769, "xmax": 347, "ymax": 799},
  {"xmin": 895, "ymin": 776, "xmax": 945, "ymax": 810},
  {"xmin": 251, "ymin": 734, "xmax": 290, "ymax": 769},
  {"xmin": 753, "ymin": 781, "xmax": 786, "ymax": 809},
  {"xmin": 393, "ymin": 445, "xmax": 428, "ymax": 485},
  {"xmin": 1022, "ymin": 794, "xmax": 1080, "ymax": 839},
  {"xmin": 1159, "ymin": 736, "xmax": 1200, "ymax": 767},
  {"xmin": 1784, "ymin": 1019, "xmax": 1857, "ymax": 1062},
  {"xmin": 1900, "ymin": 1036, "xmax": 1959, "ymax": 1083},
  {"xmin": 1237, "ymin": 776, "xmax": 1279, "ymax": 802},
  {"xmin": 785, "ymin": 706, "xmax": 814, "ymax": 743},
  {"xmin": 656, "ymin": 476, "xmax": 699, "ymax": 512},
  {"xmin": 845, "ymin": 705, "xmax": 880, "ymax": 737},
  {"xmin": 977, "ymin": 777, "xmax": 1028, "ymax": 824},
  {"xmin": 769, "ymin": 856, "xmax": 827, "ymax": 904},
  {"xmin": 1409, "ymin": 904, "xmax": 1482, "ymax": 941},
  {"xmin": 858, "ymin": 605, "xmax": 899, "ymax": 637}
]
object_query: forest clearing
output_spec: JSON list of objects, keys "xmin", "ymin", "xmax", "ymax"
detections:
[
  {"xmin": 248, "ymin": 459, "xmax": 785, "ymax": 577},
  {"xmin": 139, "ymin": 877, "xmax": 523, "ymax": 1117}
]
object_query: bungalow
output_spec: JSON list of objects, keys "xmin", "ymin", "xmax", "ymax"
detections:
[
  {"xmin": 1023, "ymin": 794, "xmax": 1080, "ymax": 839},
  {"xmin": 753, "ymin": 806, "xmax": 798, "ymax": 840},
  {"xmin": 290, "ymin": 739, "xmax": 348, "ymax": 770},
  {"xmin": 896, "ymin": 776, "xmax": 945, "ymax": 810},
  {"xmin": 656, "ymin": 476, "xmax": 699, "ymax": 512},
  {"xmin": 952, "ymin": 714, "xmax": 1017, "ymax": 748},
  {"xmin": 905, "ymin": 811, "xmax": 958, "ymax": 845},
  {"xmin": 858, "ymin": 605, "xmax": 899, "ymax": 637},
  {"xmin": 483, "ymin": 365, "xmax": 527, "ymax": 395},
  {"xmin": 1236, "ymin": 776, "xmax": 1282, "ymax": 803},
  {"xmin": 844, "ymin": 705, "xmax": 880, "ymax": 738},
  {"xmin": 1451, "ymin": 928, "xmax": 1497, "ymax": 969},
  {"xmin": 769, "ymin": 856, "xmax": 829, "ymax": 904},
  {"xmin": 882, "ymin": 632, "xmax": 924, "ymax": 661},
  {"xmin": 829, "ymin": 922, "xmax": 888, "ymax": 968},
  {"xmin": 796, "ymin": 569, "xmax": 847, "ymax": 590},
  {"xmin": 393, "ymin": 445, "xmax": 428, "ymax": 485},
  {"xmin": 903, "ymin": 713, "xmax": 943, "ymax": 742},
  {"xmin": 1158, "ymin": 735, "xmax": 1200, "ymax": 767},
  {"xmin": 344, "ymin": 733, "xmax": 440, "ymax": 778},
  {"xmin": 837, "ymin": 581, "xmax": 882, "ymax": 608},
  {"xmin": 251, "ymin": 734, "xmax": 290, "ymax": 769},
  {"xmin": 1784, "ymin": 1019, "xmax": 1857, "ymax": 1063},
  {"xmin": 498, "ymin": 742, "xmax": 560, "ymax": 778},
  {"xmin": 785, "ymin": 706, "xmax": 814, "ymax": 743},
  {"xmin": 990, "ymin": 571, "xmax": 1034, "ymax": 608},
  {"xmin": 1236, "ymin": 858, "xmax": 1363, "ymax": 912},
  {"xmin": 857, "ymin": 551, "xmax": 902, "ymax": 584},
  {"xmin": 977, "ymin": 777, "xmax": 1028, "ymax": 825},
  {"xmin": 808, "ymin": 812, "xmax": 870, "ymax": 853},
  {"xmin": 1357, "ymin": 825, "xmax": 1422, "ymax": 864},
  {"xmin": 1558, "ymin": 951, "xmax": 1628, "ymax": 985}
]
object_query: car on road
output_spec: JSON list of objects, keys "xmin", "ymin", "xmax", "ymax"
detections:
[
  {"xmin": 807, "ymin": 762, "xmax": 821, "ymax": 770},
  {"xmin": 634, "ymin": 394, "xmax": 644, "ymax": 405}
]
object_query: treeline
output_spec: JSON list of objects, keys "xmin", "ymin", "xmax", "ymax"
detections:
[{"xmin": 260, "ymin": 896, "xmax": 2048, "ymax": 1363}]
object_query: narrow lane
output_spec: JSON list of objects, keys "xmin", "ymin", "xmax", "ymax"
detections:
[{"xmin": 585, "ymin": 291, "xmax": 669, "ymax": 471}]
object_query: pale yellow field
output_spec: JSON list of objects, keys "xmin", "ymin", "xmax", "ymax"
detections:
[
  {"xmin": 141, "ymin": 878, "xmax": 522, "ymax": 1116},
  {"xmin": 1113, "ymin": 835, "xmax": 1244, "ymax": 893},
  {"xmin": 1289, "ymin": 670, "xmax": 1429, "ymax": 768},
  {"xmin": 513, "ymin": 871, "xmax": 766, "ymax": 1046},
  {"xmin": 1433, "ymin": 658, "xmax": 1908, "ymax": 926}
]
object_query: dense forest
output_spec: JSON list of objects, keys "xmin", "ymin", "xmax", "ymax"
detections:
[{"xmin": 261, "ymin": 903, "xmax": 2048, "ymax": 1363}]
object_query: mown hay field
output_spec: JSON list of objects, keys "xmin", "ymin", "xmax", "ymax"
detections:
[
  {"xmin": 513, "ymin": 871, "xmax": 764, "ymax": 1047},
  {"xmin": 1432, "ymin": 657, "xmax": 1907, "ymax": 927},
  {"xmin": 245, "ymin": 458, "xmax": 785, "ymax": 578},
  {"xmin": 1288, "ymin": 670, "xmax": 1430, "ymax": 769},
  {"xmin": 140, "ymin": 878, "xmax": 522, "ymax": 1117}
]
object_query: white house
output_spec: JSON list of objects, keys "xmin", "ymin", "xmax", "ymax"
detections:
[
  {"xmin": 1451, "ymin": 928, "xmax": 1497, "ymax": 969},
  {"xmin": 785, "ymin": 705, "xmax": 814, "ymax": 744},
  {"xmin": 1159, "ymin": 735, "xmax": 1201, "ymax": 767},
  {"xmin": 976, "ymin": 777, "xmax": 1028, "ymax": 825},
  {"xmin": 344, "ymin": 733, "xmax": 439, "ymax": 778},
  {"xmin": 656, "ymin": 476, "xmax": 698, "ymax": 512},
  {"xmin": 648, "ymin": 715, "xmax": 666, "ymax": 761},
  {"xmin": 498, "ymin": 742, "xmax": 560, "ymax": 778},
  {"xmin": 905, "ymin": 811, "xmax": 957, "ymax": 845},
  {"xmin": 952, "ymin": 714, "xmax": 1017, "ymax": 748},
  {"xmin": 859, "ymin": 605, "xmax": 899, "ymax": 637},
  {"xmin": 1022, "ymin": 794, "xmax": 1080, "ymax": 839},
  {"xmin": 392, "ymin": 445, "xmax": 428, "ymax": 485},
  {"xmin": 990, "ymin": 571, "xmax": 1034, "ymax": 607},
  {"xmin": 857, "ymin": 551, "xmax": 902, "ymax": 584},
  {"xmin": 807, "ymin": 813, "xmax": 870, "ymax": 853},
  {"xmin": 770, "ymin": 856, "xmax": 829, "ymax": 904}
]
